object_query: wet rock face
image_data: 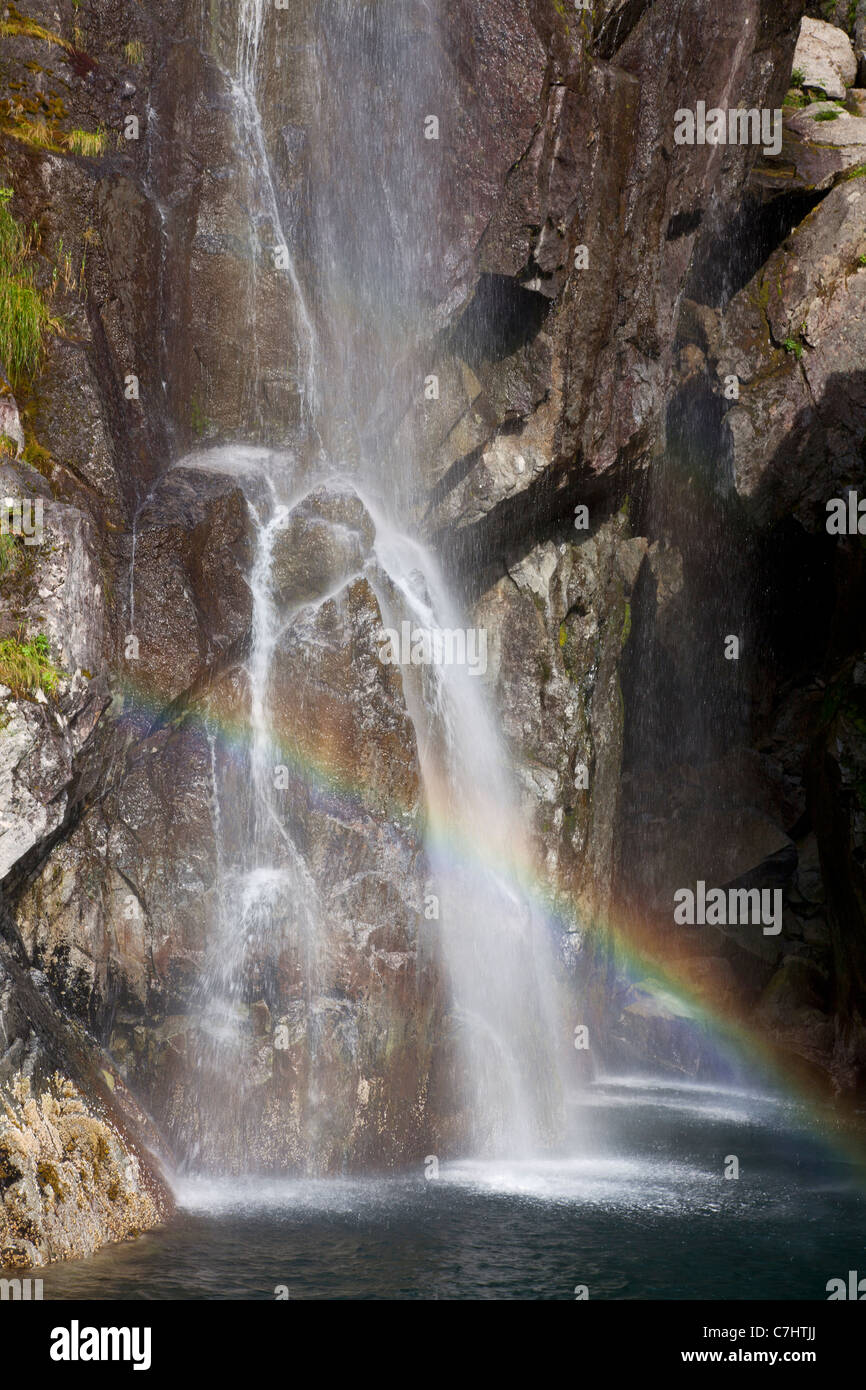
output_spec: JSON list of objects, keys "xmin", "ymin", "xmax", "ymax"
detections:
[
  {"xmin": 270, "ymin": 486, "xmax": 375, "ymax": 605},
  {"xmin": 233, "ymin": 568, "xmax": 442, "ymax": 1172},
  {"xmin": 474, "ymin": 513, "xmax": 640, "ymax": 930},
  {"xmin": 121, "ymin": 466, "xmax": 255, "ymax": 703},
  {"xmin": 0, "ymin": 490, "xmax": 109, "ymax": 881},
  {"xmin": 13, "ymin": 486, "xmax": 446, "ymax": 1175}
]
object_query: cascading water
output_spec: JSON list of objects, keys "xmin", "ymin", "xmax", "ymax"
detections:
[
  {"xmin": 369, "ymin": 523, "xmax": 568, "ymax": 1153},
  {"xmin": 178, "ymin": 0, "xmax": 574, "ymax": 1172}
]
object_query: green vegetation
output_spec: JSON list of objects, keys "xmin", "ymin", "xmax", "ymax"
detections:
[
  {"xmin": 0, "ymin": 531, "xmax": 21, "ymax": 578},
  {"xmin": 190, "ymin": 396, "xmax": 208, "ymax": 437},
  {"xmin": 620, "ymin": 600, "xmax": 632, "ymax": 648},
  {"xmin": 859, "ymin": 254, "xmax": 866, "ymax": 267},
  {"xmin": 0, "ymin": 9, "xmax": 72, "ymax": 53},
  {"xmin": 813, "ymin": 108, "xmax": 841, "ymax": 122},
  {"xmin": 0, "ymin": 631, "xmax": 62, "ymax": 697},
  {"xmin": 123, "ymin": 39, "xmax": 144, "ymax": 66},
  {"xmin": 21, "ymin": 427, "xmax": 54, "ymax": 476},
  {"xmin": 791, "ymin": 68, "xmax": 805, "ymax": 89},
  {"xmin": 0, "ymin": 9, "xmax": 101, "ymax": 154},
  {"xmin": 783, "ymin": 336, "xmax": 804, "ymax": 360},
  {"xmin": 0, "ymin": 273, "xmax": 58, "ymax": 383},
  {"xmin": 0, "ymin": 190, "xmax": 60, "ymax": 388},
  {"xmin": 64, "ymin": 127, "xmax": 107, "ymax": 156}
]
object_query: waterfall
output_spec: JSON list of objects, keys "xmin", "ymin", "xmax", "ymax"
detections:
[
  {"xmin": 368, "ymin": 522, "xmax": 568, "ymax": 1153},
  {"xmin": 178, "ymin": 0, "xmax": 573, "ymax": 1171}
]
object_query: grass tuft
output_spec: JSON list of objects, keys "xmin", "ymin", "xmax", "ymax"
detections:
[
  {"xmin": 0, "ymin": 631, "xmax": 63, "ymax": 697},
  {"xmin": 0, "ymin": 190, "xmax": 61, "ymax": 388},
  {"xmin": 0, "ymin": 532, "xmax": 21, "ymax": 578},
  {"xmin": 64, "ymin": 127, "xmax": 107, "ymax": 157},
  {"xmin": 123, "ymin": 39, "xmax": 144, "ymax": 66}
]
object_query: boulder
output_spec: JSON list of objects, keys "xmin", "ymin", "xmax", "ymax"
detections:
[
  {"xmin": 793, "ymin": 16, "xmax": 858, "ymax": 99},
  {"xmin": 754, "ymin": 101, "xmax": 866, "ymax": 193}
]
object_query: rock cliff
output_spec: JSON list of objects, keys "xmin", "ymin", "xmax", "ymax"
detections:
[{"xmin": 4, "ymin": 0, "xmax": 866, "ymax": 1267}]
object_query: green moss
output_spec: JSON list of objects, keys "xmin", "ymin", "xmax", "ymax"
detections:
[
  {"xmin": 0, "ymin": 191, "xmax": 61, "ymax": 388},
  {"xmin": 21, "ymin": 429, "xmax": 53, "ymax": 476},
  {"xmin": 813, "ymin": 108, "xmax": 840, "ymax": 122},
  {"xmin": 0, "ymin": 631, "xmax": 63, "ymax": 697},
  {"xmin": 0, "ymin": 8, "xmax": 73, "ymax": 52},
  {"xmin": 190, "ymin": 396, "xmax": 210, "ymax": 437},
  {"xmin": 620, "ymin": 600, "xmax": 632, "ymax": 648},
  {"xmin": 558, "ymin": 622, "xmax": 567, "ymax": 648}
]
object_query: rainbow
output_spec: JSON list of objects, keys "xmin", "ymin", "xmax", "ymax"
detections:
[{"xmin": 112, "ymin": 663, "xmax": 866, "ymax": 1173}]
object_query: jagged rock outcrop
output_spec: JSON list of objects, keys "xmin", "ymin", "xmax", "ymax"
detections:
[
  {"xmin": 617, "ymin": 13, "xmax": 866, "ymax": 1090},
  {"xmin": 0, "ymin": 950, "xmax": 171, "ymax": 1268},
  {"xmin": 474, "ymin": 510, "xmax": 641, "ymax": 933},
  {"xmin": 754, "ymin": 98, "xmax": 866, "ymax": 195},
  {"xmin": 420, "ymin": 0, "xmax": 806, "ymax": 537},
  {"xmin": 715, "ymin": 179, "xmax": 866, "ymax": 527}
]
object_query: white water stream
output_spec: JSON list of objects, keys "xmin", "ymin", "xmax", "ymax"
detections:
[{"xmin": 180, "ymin": 0, "xmax": 572, "ymax": 1168}]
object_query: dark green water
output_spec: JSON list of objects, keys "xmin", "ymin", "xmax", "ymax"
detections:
[{"xmin": 34, "ymin": 1082, "xmax": 866, "ymax": 1300}]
